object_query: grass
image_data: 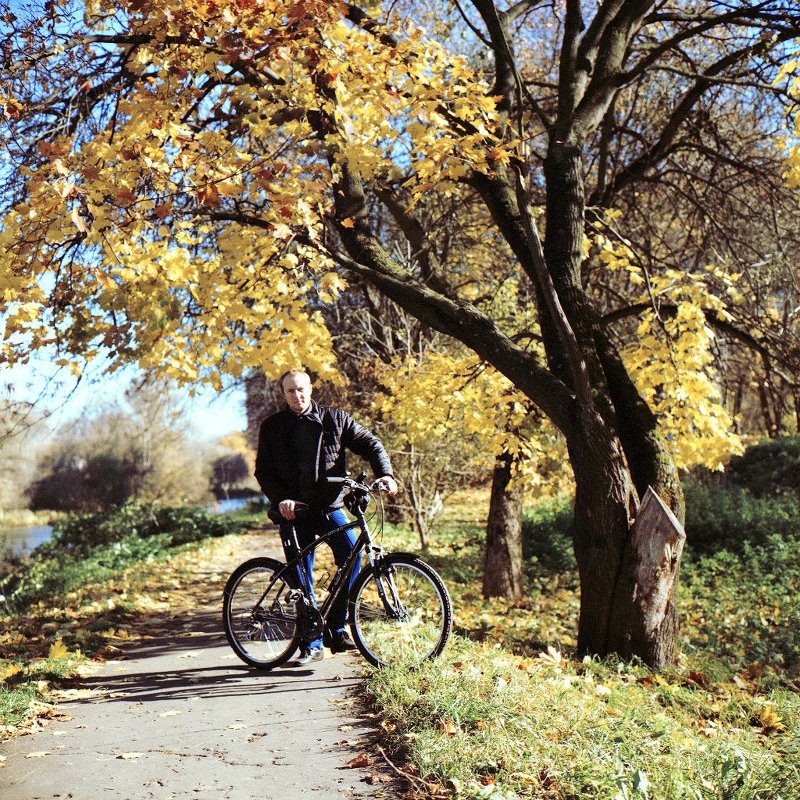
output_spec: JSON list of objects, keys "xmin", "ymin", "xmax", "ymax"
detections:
[{"xmin": 366, "ymin": 489, "xmax": 800, "ymax": 800}]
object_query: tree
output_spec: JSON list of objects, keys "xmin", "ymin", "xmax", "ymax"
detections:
[
  {"xmin": 2, "ymin": 0, "xmax": 799, "ymax": 665},
  {"xmin": 0, "ymin": 394, "xmax": 47, "ymax": 510},
  {"xmin": 211, "ymin": 453, "xmax": 249, "ymax": 498},
  {"xmin": 27, "ymin": 380, "xmax": 213, "ymax": 510}
]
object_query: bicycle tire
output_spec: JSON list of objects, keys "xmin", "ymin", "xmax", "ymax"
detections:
[
  {"xmin": 348, "ymin": 553, "xmax": 452, "ymax": 668},
  {"xmin": 222, "ymin": 557, "xmax": 301, "ymax": 669}
]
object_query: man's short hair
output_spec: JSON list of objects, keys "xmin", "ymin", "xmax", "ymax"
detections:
[{"xmin": 278, "ymin": 368, "xmax": 312, "ymax": 390}]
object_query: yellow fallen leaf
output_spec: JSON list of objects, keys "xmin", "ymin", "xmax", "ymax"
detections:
[
  {"xmin": 26, "ymin": 752, "xmax": 51, "ymax": 759},
  {"xmin": 0, "ymin": 664, "xmax": 23, "ymax": 681},
  {"xmin": 758, "ymin": 705, "xmax": 785, "ymax": 734},
  {"xmin": 48, "ymin": 640, "xmax": 70, "ymax": 660},
  {"xmin": 117, "ymin": 752, "xmax": 145, "ymax": 759}
]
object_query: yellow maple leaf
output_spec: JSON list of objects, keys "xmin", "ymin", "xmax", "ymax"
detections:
[
  {"xmin": 757, "ymin": 705, "xmax": 785, "ymax": 734},
  {"xmin": 48, "ymin": 640, "xmax": 70, "ymax": 660},
  {"xmin": 0, "ymin": 663, "xmax": 23, "ymax": 682}
]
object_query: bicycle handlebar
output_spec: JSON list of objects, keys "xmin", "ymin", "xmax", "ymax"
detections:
[{"xmin": 267, "ymin": 474, "xmax": 384, "ymax": 523}]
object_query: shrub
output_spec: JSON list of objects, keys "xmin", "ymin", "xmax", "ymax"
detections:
[
  {"xmin": 0, "ymin": 503, "xmax": 238, "ymax": 612},
  {"xmin": 522, "ymin": 498, "xmax": 575, "ymax": 573},
  {"xmin": 36, "ymin": 502, "xmax": 237, "ymax": 557},
  {"xmin": 726, "ymin": 435, "xmax": 800, "ymax": 497},
  {"xmin": 682, "ymin": 480, "xmax": 800, "ymax": 554}
]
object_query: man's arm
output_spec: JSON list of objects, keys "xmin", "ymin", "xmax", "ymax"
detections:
[{"xmin": 339, "ymin": 411, "xmax": 396, "ymax": 490}]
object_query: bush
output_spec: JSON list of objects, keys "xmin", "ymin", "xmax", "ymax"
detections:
[
  {"xmin": 682, "ymin": 480, "xmax": 800, "ymax": 554},
  {"xmin": 522, "ymin": 498, "xmax": 575, "ymax": 573},
  {"xmin": 0, "ymin": 503, "xmax": 239, "ymax": 612},
  {"xmin": 36, "ymin": 502, "xmax": 237, "ymax": 557},
  {"xmin": 726, "ymin": 435, "xmax": 800, "ymax": 497}
]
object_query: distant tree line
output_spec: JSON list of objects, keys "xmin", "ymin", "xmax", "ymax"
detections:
[{"xmin": 0, "ymin": 381, "xmax": 256, "ymax": 513}]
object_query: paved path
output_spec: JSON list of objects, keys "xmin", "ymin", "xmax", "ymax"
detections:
[{"xmin": 0, "ymin": 533, "xmax": 399, "ymax": 800}]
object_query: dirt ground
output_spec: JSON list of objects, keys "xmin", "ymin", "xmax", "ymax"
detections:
[{"xmin": 0, "ymin": 532, "xmax": 401, "ymax": 800}]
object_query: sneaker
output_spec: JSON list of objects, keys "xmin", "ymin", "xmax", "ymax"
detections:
[
  {"xmin": 325, "ymin": 630, "xmax": 357, "ymax": 653},
  {"xmin": 295, "ymin": 647, "xmax": 324, "ymax": 666}
]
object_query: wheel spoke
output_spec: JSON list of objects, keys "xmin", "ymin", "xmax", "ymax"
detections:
[{"xmin": 350, "ymin": 556, "xmax": 451, "ymax": 668}]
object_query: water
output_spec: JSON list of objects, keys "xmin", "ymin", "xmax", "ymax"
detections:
[
  {"xmin": 0, "ymin": 524, "xmax": 54, "ymax": 557},
  {"xmin": 209, "ymin": 497, "xmax": 264, "ymax": 514}
]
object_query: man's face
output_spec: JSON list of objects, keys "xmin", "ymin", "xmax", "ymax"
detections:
[{"xmin": 282, "ymin": 373, "xmax": 313, "ymax": 414}]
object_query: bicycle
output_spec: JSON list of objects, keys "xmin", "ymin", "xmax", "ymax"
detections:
[{"xmin": 222, "ymin": 474, "xmax": 452, "ymax": 669}]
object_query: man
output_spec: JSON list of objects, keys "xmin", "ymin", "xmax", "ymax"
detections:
[{"xmin": 254, "ymin": 368, "xmax": 398, "ymax": 665}]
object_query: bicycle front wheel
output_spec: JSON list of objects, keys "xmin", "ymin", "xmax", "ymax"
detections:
[
  {"xmin": 349, "ymin": 553, "xmax": 452, "ymax": 668},
  {"xmin": 222, "ymin": 557, "xmax": 300, "ymax": 669}
]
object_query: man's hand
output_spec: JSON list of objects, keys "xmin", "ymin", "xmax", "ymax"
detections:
[
  {"xmin": 278, "ymin": 499, "xmax": 299, "ymax": 520},
  {"xmin": 376, "ymin": 476, "xmax": 399, "ymax": 496}
]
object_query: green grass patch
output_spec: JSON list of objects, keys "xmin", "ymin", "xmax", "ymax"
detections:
[
  {"xmin": 1, "ymin": 641, "xmax": 86, "ymax": 737},
  {"xmin": 368, "ymin": 642, "xmax": 799, "ymax": 799},
  {"xmin": 367, "ymin": 489, "xmax": 800, "ymax": 799}
]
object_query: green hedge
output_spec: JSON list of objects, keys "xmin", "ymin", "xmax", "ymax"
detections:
[
  {"xmin": 521, "ymin": 482, "xmax": 800, "ymax": 559},
  {"xmin": 682, "ymin": 480, "xmax": 800, "ymax": 554}
]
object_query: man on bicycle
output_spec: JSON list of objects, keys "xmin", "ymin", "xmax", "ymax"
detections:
[{"xmin": 254, "ymin": 368, "xmax": 398, "ymax": 665}]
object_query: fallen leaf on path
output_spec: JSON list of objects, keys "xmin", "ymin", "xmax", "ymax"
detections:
[
  {"xmin": 159, "ymin": 710, "xmax": 182, "ymax": 717},
  {"xmin": 53, "ymin": 688, "xmax": 100, "ymax": 700},
  {"xmin": 117, "ymin": 752, "xmax": 146, "ymax": 759},
  {"xmin": 366, "ymin": 773, "xmax": 393, "ymax": 785},
  {"xmin": 345, "ymin": 753, "xmax": 373, "ymax": 768},
  {"xmin": 26, "ymin": 751, "xmax": 51, "ymax": 759},
  {"xmin": 39, "ymin": 706, "xmax": 71, "ymax": 721},
  {"xmin": 48, "ymin": 640, "xmax": 71, "ymax": 660}
]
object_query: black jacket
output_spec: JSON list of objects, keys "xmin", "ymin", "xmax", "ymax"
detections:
[{"xmin": 254, "ymin": 401, "xmax": 393, "ymax": 509}]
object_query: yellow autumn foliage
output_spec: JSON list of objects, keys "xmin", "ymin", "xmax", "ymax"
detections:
[
  {"xmin": 371, "ymin": 350, "xmax": 571, "ymax": 495},
  {"xmin": 0, "ymin": 0, "xmax": 511, "ymax": 389}
]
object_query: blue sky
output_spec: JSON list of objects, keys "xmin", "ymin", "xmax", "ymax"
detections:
[{"xmin": 3, "ymin": 356, "xmax": 247, "ymax": 441}]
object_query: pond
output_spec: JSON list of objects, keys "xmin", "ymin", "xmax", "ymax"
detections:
[{"xmin": 0, "ymin": 524, "xmax": 54, "ymax": 558}]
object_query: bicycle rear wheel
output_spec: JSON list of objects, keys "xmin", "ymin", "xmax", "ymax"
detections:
[
  {"xmin": 222, "ymin": 557, "xmax": 301, "ymax": 668},
  {"xmin": 349, "ymin": 553, "xmax": 452, "ymax": 668}
]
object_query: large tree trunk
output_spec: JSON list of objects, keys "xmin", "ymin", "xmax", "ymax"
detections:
[
  {"xmin": 483, "ymin": 451, "xmax": 524, "ymax": 600},
  {"xmin": 542, "ymin": 145, "xmax": 686, "ymax": 667},
  {"xmin": 331, "ymin": 148, "xmax": 688, "ymax": 668}
]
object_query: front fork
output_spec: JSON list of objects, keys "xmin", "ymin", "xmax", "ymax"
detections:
[{"xmin": 364, "ymin": 549, "xmax": 406, "ymax": 622}]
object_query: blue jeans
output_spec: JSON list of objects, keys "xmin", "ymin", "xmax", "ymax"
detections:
[{"xmin": 281, "ymin": 508, "xmax": 360, "ymax": 649}]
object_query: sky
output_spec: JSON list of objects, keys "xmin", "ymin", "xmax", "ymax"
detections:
[{"xmin": 3, "ymin": 356, "xmax": 247, "ymax": 442}]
